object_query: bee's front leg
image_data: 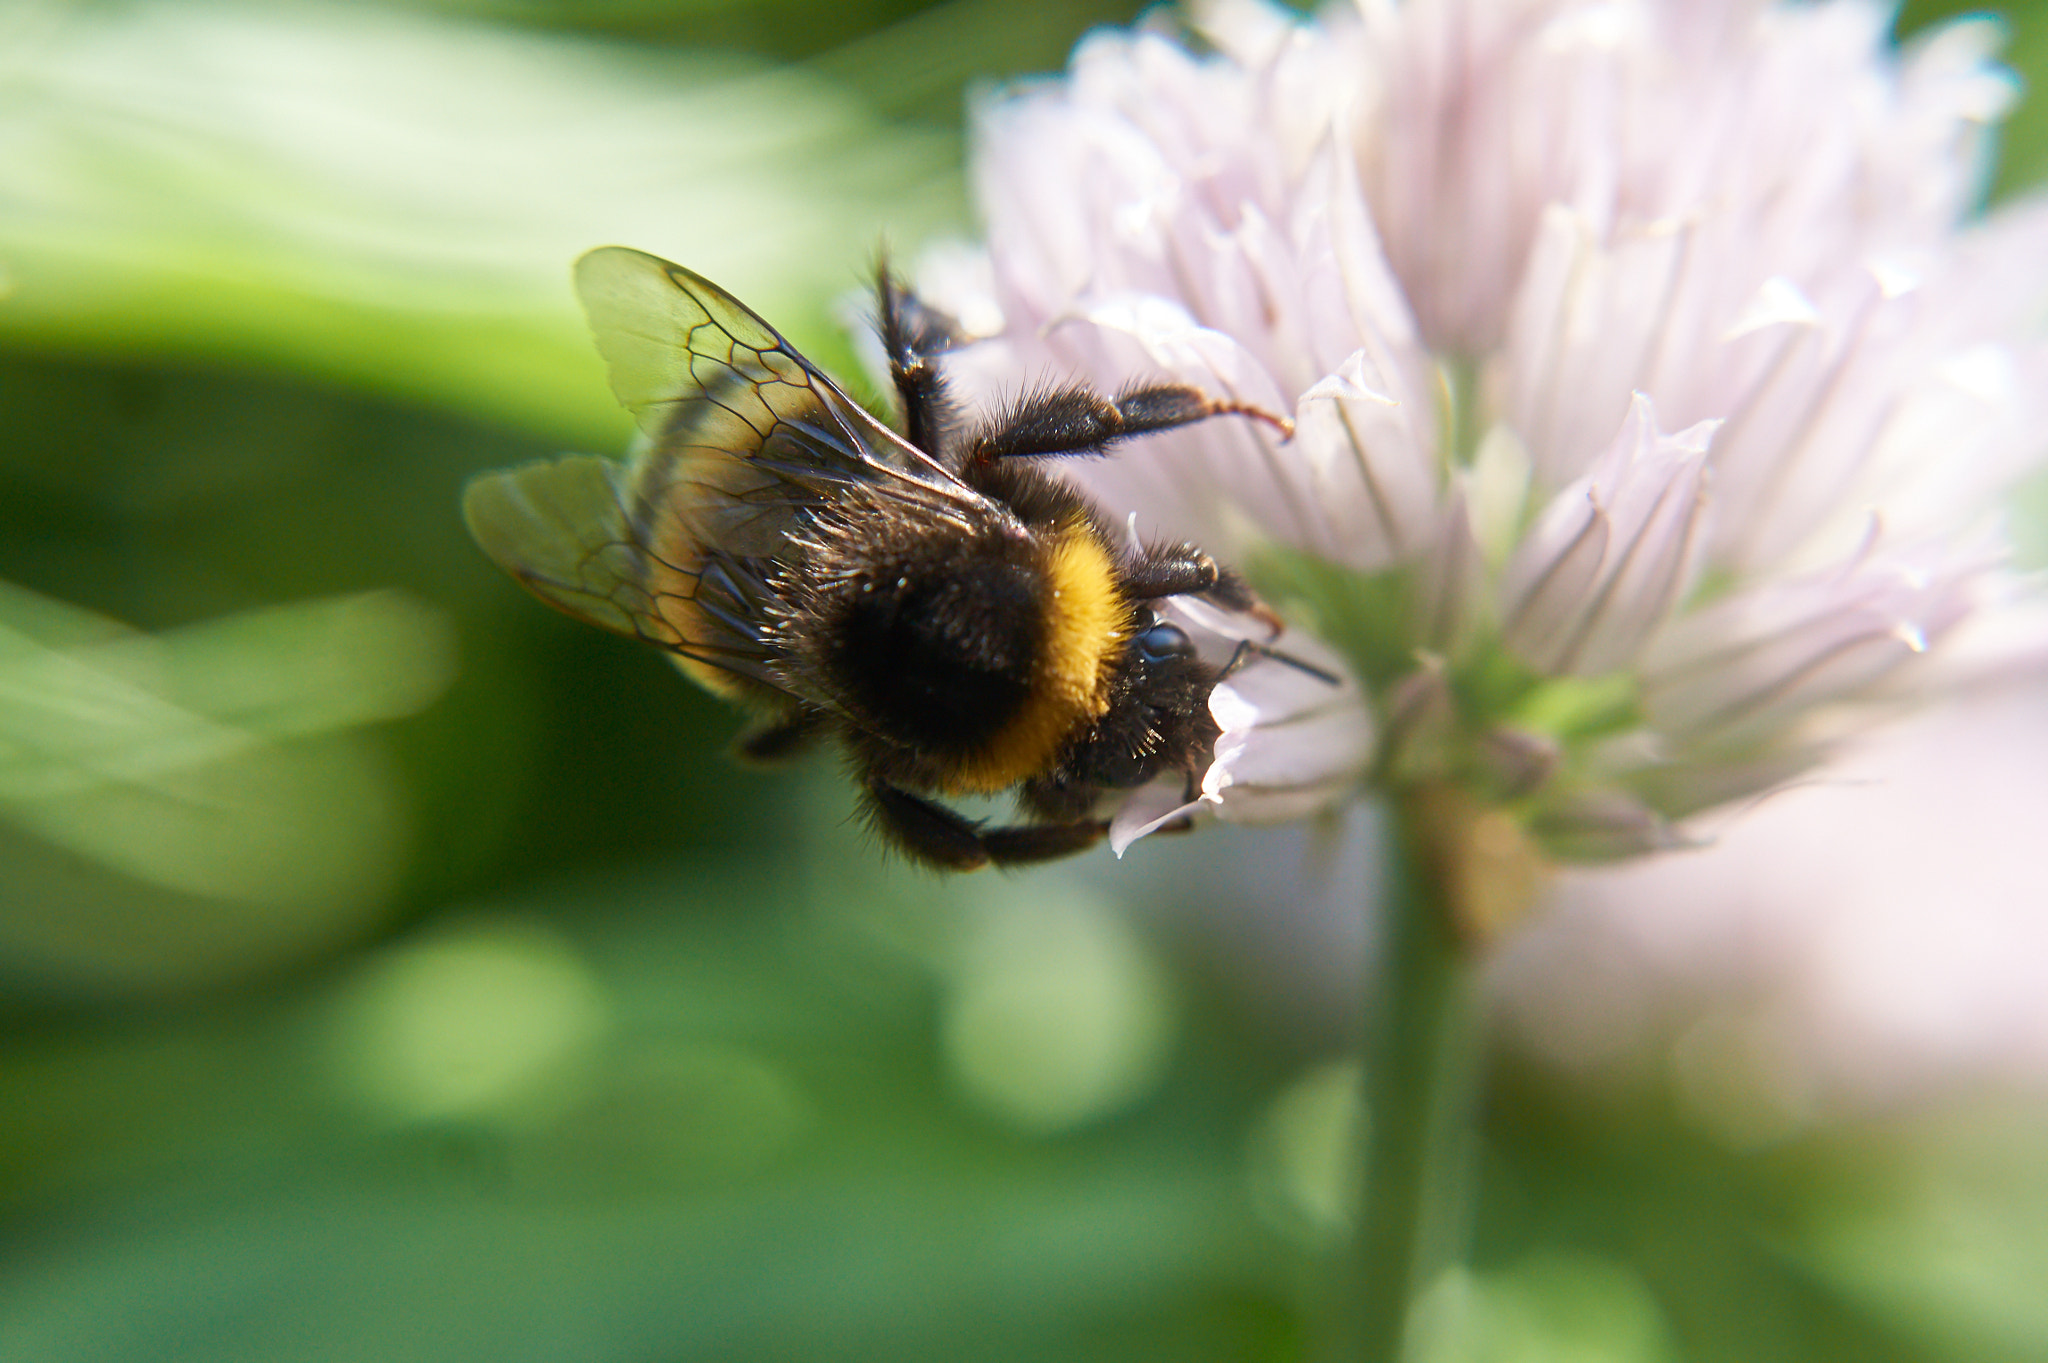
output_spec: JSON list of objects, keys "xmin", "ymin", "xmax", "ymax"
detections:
[
  {"xmin": 1117, "ymin": 545, "xmax": 1277, "ymax": 627},
  {"xmin": 960, "ymin": 383, "xmax": 1290, "ymax": 467}
]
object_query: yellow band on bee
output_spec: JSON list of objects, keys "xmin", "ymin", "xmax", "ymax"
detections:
[{"xmin": 947, "ymin": 521, "xmax": 1130, "ymax": 795}]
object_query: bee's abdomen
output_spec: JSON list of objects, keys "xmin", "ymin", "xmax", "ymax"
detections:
[
  {"xmin": 805, "ymin": 512, "xmax": 1131, "ymax": 796},
  {"xmin": 832, "ymin": 558, "xmax": 1043, "ymax": 753}
]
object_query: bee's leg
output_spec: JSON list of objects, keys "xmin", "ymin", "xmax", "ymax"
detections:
[
  {"xmin": 865, "ymin": 781, "xmax": 994, "ymax": 871},
  {"xmin": 866, "ymin": 781, "xmax": 1106, "ymax": 870},
  {"xmin": 961, "ymin": 383, "xmax": 1292, "ymax": 468},
  {"xmin": 1118, "ymin": 544, "xmax": 1221, "ymax": 599},
  {"xmin": 875, "ymin": 269, "xmax": 966, "ymax": 455},
  {"xmin": 734, "ymin": 708, "xmax": 826, "ymax": 765},
  {"xmin": 978, "ymin": 819, "xmax": 1109, "ymax": 866},
  {"xmin": 1118, "ymin": 545, "xmax": 1281, "ymax": 631}
]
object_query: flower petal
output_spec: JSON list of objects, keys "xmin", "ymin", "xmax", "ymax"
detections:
[
  {"xmin": 1501, "ymin": 394, "xmax": 1713, "ymax": 675},
  {"xmin": 1641, "ymin": 531, "xmax": 1988, "ymax": 744},
  {"xmin": 1202, "ymin": 625, "xmax": 1373, "ymax": 823}
]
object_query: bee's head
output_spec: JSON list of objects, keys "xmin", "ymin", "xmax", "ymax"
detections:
[
  {"xmin": 1045, "ymin": 611, "xmax": 1220, "ymax": 794},
  {"xmin": 1122, "ymin": 612, "xmax": 1223, "ymax": 718}
]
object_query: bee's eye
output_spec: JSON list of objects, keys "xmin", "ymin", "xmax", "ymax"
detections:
[{"xmin": 1135, "ymin": 622, "xmax": 1195, "ymax": 663}]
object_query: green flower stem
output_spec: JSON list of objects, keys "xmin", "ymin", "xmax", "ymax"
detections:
[{"xmin": 1340, "ymin": 788, "xmax": 1492, "ymax": 1361}]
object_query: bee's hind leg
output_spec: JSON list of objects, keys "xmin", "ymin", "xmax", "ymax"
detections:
[
  {"xmin": 735, "ymin": 708, "xmax": 827, "ymax": 765},
  {"xmin": 865, "ymin": 781, "xmax": 1106, "ymax": 871}
]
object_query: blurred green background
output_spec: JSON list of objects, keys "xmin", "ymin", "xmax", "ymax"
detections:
[{"xmin": 5, "ymin": 1, "xmax": 2048, "ymax": 1359}]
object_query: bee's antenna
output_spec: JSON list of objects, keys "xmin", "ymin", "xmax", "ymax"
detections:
[{"xmin": 1218, "ymin": 638, "xmax": 1343, "ymax": 686}]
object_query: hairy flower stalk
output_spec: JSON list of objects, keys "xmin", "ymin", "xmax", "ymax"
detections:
[{"xmin": 913, "ymin": 0, "xmax": 2048, "ymax": 1352}]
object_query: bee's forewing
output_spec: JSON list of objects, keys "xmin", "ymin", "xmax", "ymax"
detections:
[
  {"xmin": 575, "ymin": 247, "xmax": 789, "ymax": 442},
  {"xmin": 574, "ymin": 247, "xmax": 955, "ymax": 486}
]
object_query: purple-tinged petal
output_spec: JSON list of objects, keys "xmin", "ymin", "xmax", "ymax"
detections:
[{"xmin": 1502, "ymin": 395, "xmax": 1714, "ymax": 675}]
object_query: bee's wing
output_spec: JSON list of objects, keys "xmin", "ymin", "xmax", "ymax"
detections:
[
  {"xmin": 467, "ymin": 248, "xmax": 986, "ymax": 700},
  {"xmin": 575, "ymin": 246, "xmax": 957, "ymax": 500},
  {"xmin": 464, "ymin": 450, "xmax": 791, "ymax": 695}
]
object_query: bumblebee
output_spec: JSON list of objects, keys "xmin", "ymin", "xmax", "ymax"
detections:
[{"xmin": 466, "ymin": 246, "xmax": 1303, "ymax": 870}]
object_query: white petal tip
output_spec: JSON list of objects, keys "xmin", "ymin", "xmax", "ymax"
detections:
[
  {"xmin": 1299, "ymin": 350, "xmax": 1397, "ymax": 406},
  {"xmin": 1723, "ymin": 276, "xmax": 1820, "ymax": 340},
  {"xmin": 1107, "ymin": 796, "xmax": 1208, "ymax": 856}
]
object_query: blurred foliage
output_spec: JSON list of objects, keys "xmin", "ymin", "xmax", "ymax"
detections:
[
  {"xmin": 1903, "ymin": 0, "xmax": 2048, "ymax": 197},
  {"xmin": 0, "ymin": 582, "xmax": 452, "ymax": 994},
  {"xmin": 5, "ymin": 0, "xmax": 2048, "ymax": 1359}
]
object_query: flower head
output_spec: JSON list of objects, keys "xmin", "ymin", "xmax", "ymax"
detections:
[{"xmin": 917, "ymin": 0, "xmax": 2048, "ymax": 863}]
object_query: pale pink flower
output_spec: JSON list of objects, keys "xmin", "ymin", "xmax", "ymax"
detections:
[
  {"xmin": 1493, "ymin": 687, "xmax": 2048, "ymax": 1122},
  {"xmin": 918, "ymin": 0, "xmax": 2048, "ymax": 857}
]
